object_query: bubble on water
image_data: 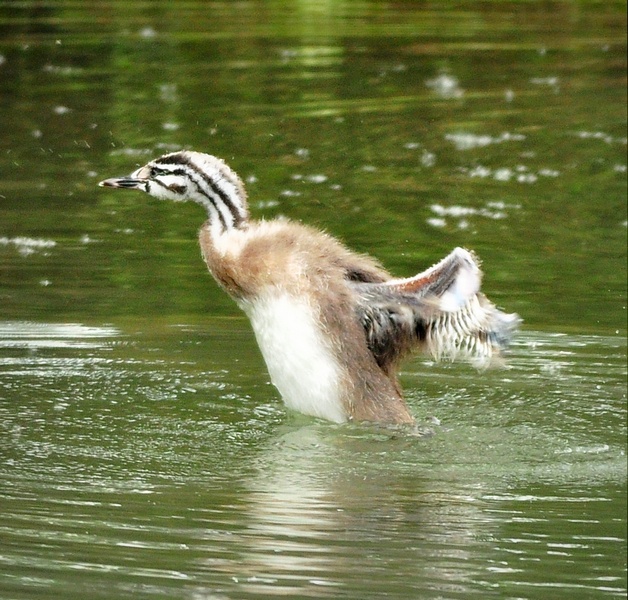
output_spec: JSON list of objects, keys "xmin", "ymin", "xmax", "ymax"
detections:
[
  {"xmin": 305, "ymin": 174, "xmax": 327, "ymax": 184},
  {"xmin": 426, "ymin": 217, "xmax": 447, "ymax": 228},
  {"xmin": 458, "ymin": 163, "xmax": 557, "ymax": 184},
  {"xmin": 494, "ymin": 168, "xmax": 513, "ymax": 181},
  {"xmin": 0, "ymin": 236, "xmax": 56, "ymax": 256},
  {"xmin": 517, "ymin": 173, "xmax": 538, "ymax": 184},
  {"xmin": 255, "ymin": 200, "xmax": 280, "ymax": 209},
  {"xmin": 445, "ymin": 131, "xmax": 525, "ymax": 151},
  {"xmin": 421, "ymin": 150, "xmax": 436, "ymax": 167},
  {"xmin": 539, "ymin": 168, "xmax": 560, "ymax": 177},
  {"xmin": 576, "ymin": 130, "xmax": 616, "ymax": 144},
  {"xmin": 426, "ymin": 73, "xmax": 464, "ymax": 99},
  {"xmin": 139, "ymin": 27, "xmax": 157, "ymax": 39},
  {"xmin": 427, "ymin": 201, "xmax": 520, "ymax": 228},
  {"xmin": 468, "ymin": 165, "xmax": 492, "ymax": 178},
  {"xmin": 431, "ymin": 205, "xmax": 462, "ymax": 217},
  {"xmin": 447, "ymin": 133, "xmax": 493, "ymax": 151},
  {"xmin": 159, "ymin": 83, "xmax": 177, "ymax": 103}
]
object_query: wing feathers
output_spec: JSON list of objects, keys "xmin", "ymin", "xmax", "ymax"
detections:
[
  {"xmin": 353, "ymin": 248, "xmax": 520, "ymax": 372},
  {"xmin": 382, "ymin": 247, "xmax": 481, "ymax": 305},
  {"xmin": 427, "ymin": 293, "xmax": 520, "ymax": 367}
]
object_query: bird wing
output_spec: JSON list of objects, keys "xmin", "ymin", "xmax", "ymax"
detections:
[{"xmin": 352, "ymin": 247, "xmax": 520, "ymax": 373}]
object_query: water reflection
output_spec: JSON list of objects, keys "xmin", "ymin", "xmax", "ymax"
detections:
[{"xmin": 215, "ymin": 424, "xmax": 498, "ymax": 598}]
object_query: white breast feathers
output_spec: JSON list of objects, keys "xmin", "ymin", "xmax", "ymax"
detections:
[{"xmin": 241, "ymin": 293, "xmax": 347, "ymax": 423}]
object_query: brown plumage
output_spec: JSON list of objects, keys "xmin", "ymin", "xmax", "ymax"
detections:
[{"xmin": 100, "ymin": 150, "xmax": 520, "ymax": 425}]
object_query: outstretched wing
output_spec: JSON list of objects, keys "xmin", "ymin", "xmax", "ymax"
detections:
[{"xmin": 352, "ymin": 248, "xmax": 520, "ymax": 373}]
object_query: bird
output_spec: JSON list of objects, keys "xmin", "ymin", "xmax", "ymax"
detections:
[{"xmin": 99, "ymin": 150, "xmax": 520, "ymax": 425}]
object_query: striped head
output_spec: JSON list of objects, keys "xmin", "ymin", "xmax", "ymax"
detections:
[{"xmin": 99, "ymin": 151, "xmax": 249, "ymax": 233}]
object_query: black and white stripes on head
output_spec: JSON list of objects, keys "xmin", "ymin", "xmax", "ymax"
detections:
[
  {"xmin": 98, "ymin": 150, "xmax": 251, "ymax": 235},
  {"xmin": 147, "ymin": 151, "xmax": 249, "ymax": 231}
]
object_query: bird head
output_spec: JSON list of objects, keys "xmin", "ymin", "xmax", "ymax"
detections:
[{"xmin": 99, "ymin": 150, "xmax": 249, "ymax": 230}]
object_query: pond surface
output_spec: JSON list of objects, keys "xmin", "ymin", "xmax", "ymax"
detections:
[{"xmin": 0, "ymin": 2, "xmax": 626, "ymax": 599}]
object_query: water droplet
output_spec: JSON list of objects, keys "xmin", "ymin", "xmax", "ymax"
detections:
[{"xmin": 139, "ymin": 27, "xmax": 157, "ymax": 38}]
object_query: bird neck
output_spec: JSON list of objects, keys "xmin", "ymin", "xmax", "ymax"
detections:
[
  {"xmin": 202, "ymin": 197, "xmax": 249, "ymax": 241},
  {"xmin": 157, "ymin": 151, "xmax": 250, "ymax": 238}
]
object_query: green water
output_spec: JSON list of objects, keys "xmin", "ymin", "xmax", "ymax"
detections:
[{"xmin": 0, "ymin": 2, "xmax": 626, "ymax": 599}]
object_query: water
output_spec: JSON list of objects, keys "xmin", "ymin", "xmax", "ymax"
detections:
[
  {"xmin": 0, "ymin": 2, "xmax": 626, "ymax": 599},
  {"xmin": 1, "ymin": 323, "xmax": 625, "ymax": 598}
]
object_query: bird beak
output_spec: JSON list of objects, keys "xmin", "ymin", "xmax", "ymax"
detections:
[{"xmin": 98, "ymin": 177, "xmax": 148, "ymax": 190}]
